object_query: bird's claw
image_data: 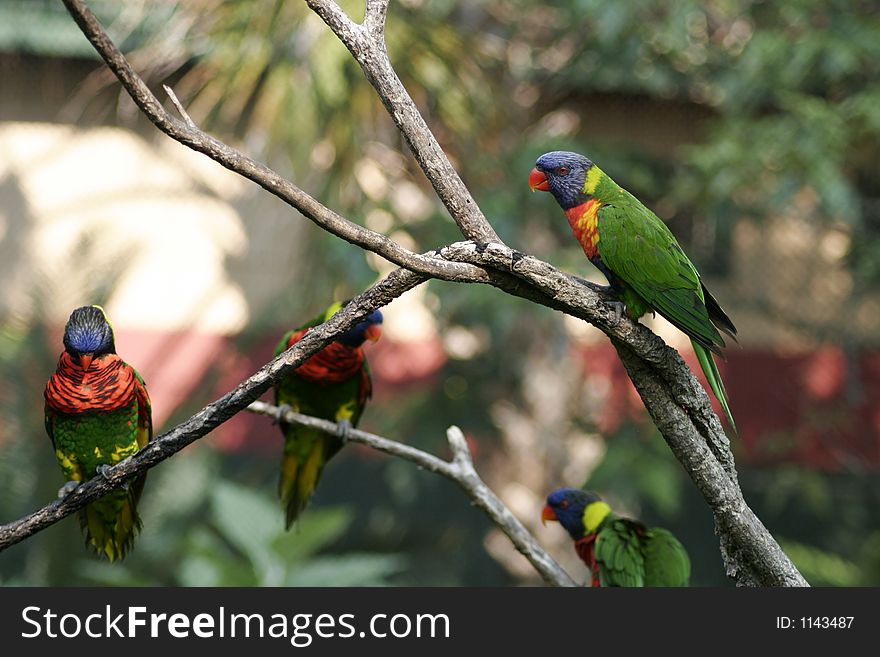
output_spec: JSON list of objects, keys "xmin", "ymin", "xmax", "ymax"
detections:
[
  {"xmin": 336, "ymin": 419, "xmax": 353, "ymax": 443},
  {"xmin": 57, "ymin": 481, "xmax": 80, "ymax": 499},
  {"xmin": 607, "ymin": 300, "xmax": 628, "ymax": 324},
  {"xmin": 96, "ymin": 464, "xmax": 113, "ymax": 481},
  {"xmin": 273, "ymin": 403, "xmax": 293, "ymax": 426}
]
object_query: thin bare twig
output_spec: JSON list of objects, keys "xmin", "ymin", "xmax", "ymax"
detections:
[
  {"xmin": 247, "ymin": 401, "xmax": 576, "ymax": 587},
  {"xmin": 163, "ymin": 84, "xmax": 195, "ymax": 129}
]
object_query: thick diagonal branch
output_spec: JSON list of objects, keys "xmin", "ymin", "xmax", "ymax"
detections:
[{"xmin": 247, "ymin": 401, "xmax": 576, "ymax": 587}]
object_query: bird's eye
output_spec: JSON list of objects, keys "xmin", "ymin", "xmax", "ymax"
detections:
[
  {"xmin": 559, "ymin": 500, "xmax": 569, "ymax": 509},
  {"xmin": 555, "ymin": 166, "xmax": 570, "ymax": 176}
]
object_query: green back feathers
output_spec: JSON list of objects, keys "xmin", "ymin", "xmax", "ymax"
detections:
[
  {"xmin": 594, "ymin": 517, "xmax": 691, "ymax": 587},
  {"xmin": 642, "ymin": 528, "xmax": 692, "ymax": 587}
]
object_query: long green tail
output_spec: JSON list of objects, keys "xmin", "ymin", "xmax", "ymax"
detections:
[
  {"xmin": 692, "ymin": 340, "xmax": 737, "ymax": 435},
  {"xmin": 279, "ymin": 428, "xmax": 328, "ymax": 529},
  {"xmin": 77, "ymin": 485, "xmax": 143, "ymax": 561}
]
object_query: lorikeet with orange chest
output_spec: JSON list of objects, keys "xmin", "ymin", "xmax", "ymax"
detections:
[
  {"xmin": 273, "ymin": 302, "xmax": 382, "ymax": 527},
  {"xmin": 529, "ymin": 151, "xmax": 737, "ymax": 431},
  {"xmin": 542, "ymin": 488, "xmax": 690, "ymax": 587},
  {"xmin": 44, "ymin": 305, "xmax": 152, "ymax": 561}
]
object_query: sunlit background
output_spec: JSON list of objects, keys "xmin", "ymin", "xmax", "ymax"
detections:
[{"xmin": 1, "ymin": 0, "xmax": 878, "ymax": 586}]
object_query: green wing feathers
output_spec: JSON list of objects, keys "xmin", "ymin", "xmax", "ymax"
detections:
[
  {"xmin": 85, "ymin": 373, "xmax": 151, "ymax": 562},
  {"xmin": 597, "ymin": 201, "xmax": 725, "ymax": 352}
]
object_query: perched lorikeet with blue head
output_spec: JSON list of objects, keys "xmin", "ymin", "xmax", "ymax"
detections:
[
  {"xmin": 529, "ymin": 151, "xmax": 737, "ymax": 432},
  {"xmin": 273, "ymin": 301, "xmax": 383, "ymax": 528},
  {"xmin": 44, "ymin": 305, "xmax": 152, "ymax": 561},
  {"xmin": 542, "ymin": 487, "xmax": 690, "ymax": 587}
]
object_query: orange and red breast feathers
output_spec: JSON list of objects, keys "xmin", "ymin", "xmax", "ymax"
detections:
[
  {"xmin": 574, "ymin": 533, "xmax": 602, "ymax": 588},
  {"xmin": 44, "ymin": 353, "xmax": 138, "ymax": 415},
  {"xmin": 565, "ymin": 198, "xmax": 603, "ymax": 260},
  {"xmin": 286, "ymin": 328, "xmax": 369, "ymax": 388}
]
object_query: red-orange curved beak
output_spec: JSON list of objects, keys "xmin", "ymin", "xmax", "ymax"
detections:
[
  {"xmin": 79, "ymin": 353, "xmax": 94, "ymax": 372},
  {"xmin": 529, "ymin": 168, "xmax": 549, "ymax": 192},
  {"xmin": 364, "ymin": 324, "xmax": 382, "ymax": 343},
  {"xmin": 541, "ymin": 505, "xmax": 557, "ymax": 526}
]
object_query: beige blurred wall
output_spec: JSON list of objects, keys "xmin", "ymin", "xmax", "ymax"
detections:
[{"xmin": 0, "ymin": 120, "xmax": 311, "ymax": 333}]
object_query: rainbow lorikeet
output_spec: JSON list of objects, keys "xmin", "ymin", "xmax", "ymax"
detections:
[
  {"xmin": 542, "ymin": 488, "xmax": 691, "ymax": 587},
  {"xmin": 273, "ymin": 302, "xmax": 383, "ymax": 527},
  {"xmin": 44, "ymin": 305, "xmax": 152, "ymax": 561},
  {"xmin": 529, "ymin": 151, "xmax": 737, "ymax": 431}
]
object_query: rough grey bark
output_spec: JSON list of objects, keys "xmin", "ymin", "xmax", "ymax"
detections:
[
  {"xmin": 247, "ymin": 402, "xmax": 576, "ymax": 587},
  {"xmin": 38, "ymin": 0, "xmax": 810, "ymax": 586}
]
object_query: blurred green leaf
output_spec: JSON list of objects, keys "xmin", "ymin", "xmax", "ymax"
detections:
[
  {"xmin": 778, "ymin": 540, "xmax": 860, "ymax": 587},
  {"xmin": 286, "ymin": 554, "xmax": 405, "ymax": 587},
  {"xmin": 211, "ymin": 480, "xmax": 281, "ymax": 566}
]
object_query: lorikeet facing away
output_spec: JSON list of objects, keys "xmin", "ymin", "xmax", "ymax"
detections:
[
  {"xmin": 529, "ymin": 151, "xmax": 737, "ymax": 432},
  {"xmin": 44, "ymin": 305, "xmax": 152, "ymax": 561},
  {"xmin": 542, "ymin": 488, "xmax": 690, "ymax": 587},
  {"xmin": 273, "ymin": 302, "xmax": 383, "ymax": 528}
]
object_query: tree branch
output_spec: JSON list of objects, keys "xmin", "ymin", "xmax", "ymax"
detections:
[
  {"xmin": 305, "ymin": 0, "xmax": 500, "ymax": 244},
  {"xmin": 0, "ymin": 270, "xmax": 424, "ymax": 552},
  {"xmin": 246, "ymin": 401, "xmax": 576, "ymax": 587},
  {"xmin": 363, "ymin": 0, "xmax": 390, "ymax": 36},
  {"xmin": 611, "ymin": 340, "xmax": 803, "ymax": 586},
  {"xmin": 54, "ymin": 0, "xmax": 809, "ymax": 586}
]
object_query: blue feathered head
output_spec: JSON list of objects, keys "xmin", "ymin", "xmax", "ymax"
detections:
[
  {"xmin": 529, "ymin": 150, "xmax": 594, "ymax": 209},
  {"xmin": 542, "ymin": 487, "xmax": 604, "ymax": 540},
  {"xmin": 62, "ymin": 305, "xmax": 116, "ymax": 370},
  {"xmin": 337, "ymin": 309, "xmax": 383, "ymax": 347}
]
